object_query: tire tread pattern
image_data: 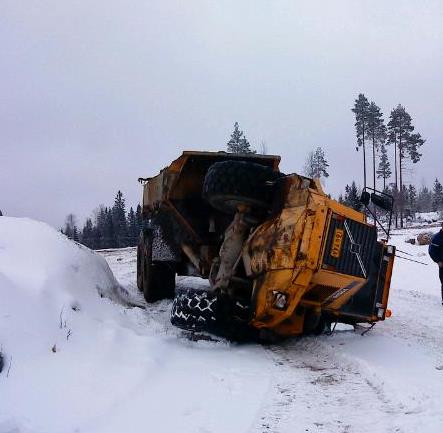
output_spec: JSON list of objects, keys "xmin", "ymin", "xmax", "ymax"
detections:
[
  {"xmin": 170, "ymin": 289, "xmax": 218, "ymax": 331},
  {"xmin": 202, "ymin": 161, "xmax": 280, "ymax": 213}
]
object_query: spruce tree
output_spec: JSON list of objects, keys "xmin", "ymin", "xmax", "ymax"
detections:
[
  {"xmin": 112, "ymin": 191, "xmax": 128, "ymax": 248},
  {"xmin": 227, "ymin": 122, "xmax": 255, "ymax": 153},
  {"xmin": 63, "ymin": 214, "xmax": 78, "ymax": 240},
  {"xmin": 127, "ymin": 207, "xmax": 138, "ymax": 246},
  {"xmin": 81, "ymin": 218, "xmax": 95, "ymax": 249},
  {"xmin": 303, "ymin": 147, "xmax": 329, "ymax": 179},
  {"xmin": 72, "ymin": 226, "xmax": 80, "ymax": 242},
  {"xmin": 407, "ymin": 185, "xmax": 417, "ymax": 213},
  {"xmin": 417, "ymin": 186, "xmax": 432, "ymax": 213},
  {"xmin": 432, "ymin": 179, "xmax": 443, "ymax": 211},
  {"xmin": 366, "ymin": 101, "xmax": 386, "ymax": 191},
  {"xmin": 95, "ymin": 205, "xmax": 107, "ymax": 249},
  {"xmin": 376, "ymin": 144, "xmax": 391, "ymax": 190},
  {"xmin": 387, "ymin": 104, "xmax": 425, "ymax": 227},
  {"xmin": 135, "ymin": 204, "xmax": 143, "ymax": 233},
  {"xmin": 343, "ymin": 182, "xmax": 362, "ymax": 211},
  {"xmin": 103, "ymin": 207, "xmax": 115, "ymax": 248},
  {"xmin": 352, "ymin": 94, "xmax": 370, "ymax": 188}
]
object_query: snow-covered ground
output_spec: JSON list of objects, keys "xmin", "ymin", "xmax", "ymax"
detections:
[{"xmin": 1, "ymin": 217, "xmax": 443, "ymax": 433}]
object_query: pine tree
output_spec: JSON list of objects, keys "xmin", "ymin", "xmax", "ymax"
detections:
[
  {"xmin": 432, "ymin": 178, "xmax": 443, "ymax": 211},
  {"xmin": 376, "ymin": 144, "xmax": 391, "ymax": 190},
  {"xmin": 112, "ymin": 191, "xmax": 128, "ymax": 248},
  {"xmin": 95, "ymin": 205, "xmax": 107, "ymax": 249},
  {"xmin": 227, "ymin": 122, "xmax": 255, "ymax": 153},
  {"xmin": 81, "ymin": 218, "xmax": 94, "ymax": 249},
  {"xmin": 343, "ymin": 181, "xmax": 362, "ymax": 211},
  {"xmin": 72, "ymin": 226, "xmax": 80, "ymax": 242},
  {"xmin": 63, "ymin": 214, "xmax": 78, "ymax": 240},
  {"xmin": 303, "ymin": 147, "xmax": 329, "ymax": 179},
  {"xmin": 135, "ymin": 204, "xmax": 143, "ymax": 238},
  {"xmin": 103, "ymin": 207, "xmax": 115, "ymax": 248},
  {"xmin": 417, "ymin": 186, "xmax": 432, "ymax": 213},
  {"xmin": 407, "ymin": 184, "xmax": 417, "ymax": 212},
  {"xmin": 366, "ymin": 101, "xmax": 386, "ymax": 191},
  {"xmin": 91, "ymin": 225, "xmax": 101, "ymax": 250},
  {"xmin": 387, "ymin": 104, "xmax": 425, "ymax": 227},
  {"xmin": 352, "ymin": 94, "xmax": 370, "ymax": 188},
  {"xmin": 127, "ymin": 207, "xmax": 138, "ymax": 246}
]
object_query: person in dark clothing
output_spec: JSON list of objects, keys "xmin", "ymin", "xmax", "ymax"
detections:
[{"xmin": 429, "ymin": 223, "xmax": 443, "ymax": 305}]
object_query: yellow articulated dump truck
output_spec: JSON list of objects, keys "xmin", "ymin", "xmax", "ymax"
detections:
[{"xmin": 137, "ymin": 151, "xmax": 395, "ymax": 340}]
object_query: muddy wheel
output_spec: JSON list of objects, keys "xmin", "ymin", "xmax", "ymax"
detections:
[
  {"xmin": 137, "ymin": 230, "xmax": 175, "ymax": 302},
  {"xmin": 202, "ymin": 161, "xmax": 280, "ymax": 214}
]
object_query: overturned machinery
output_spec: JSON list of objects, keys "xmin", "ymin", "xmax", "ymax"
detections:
[{"xmin": 137, "ymin": 151, "xmax": 395, "ymax": 339}]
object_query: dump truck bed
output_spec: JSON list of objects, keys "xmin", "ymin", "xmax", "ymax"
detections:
[{"xmin": 143, "ymin": 151, "xmax": 281, "ymax": 211}]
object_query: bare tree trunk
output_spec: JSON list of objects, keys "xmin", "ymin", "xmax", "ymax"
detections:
[
  {"xmin": 363, "ymin": 141, "xmax": 367, "ymax": 189},
  {"xmin": 362, "ymin": 121, "xmax": 367, "ymax": 189},
  {"xmin": 394, "ymin": 137, "xmax": 398, "ymax": 228},
  {"xmin": 372, "ymin": 133, "xmax": 376, "ymax": 191},
  {"xmin": 372, "ymin": 132, "xmax": 376, "ymax": 220},
  {"xmin": 399, "ymin": 135, "xmax": 404, "ymax": 228}
]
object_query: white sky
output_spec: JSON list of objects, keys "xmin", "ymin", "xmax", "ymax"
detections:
[{"xmin": 1, "ymin": 0, "xmax": 442, "ymax": 228}]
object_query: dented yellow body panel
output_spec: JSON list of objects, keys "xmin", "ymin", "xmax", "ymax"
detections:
[{"xmin": 243, "ymin": 174, "xmax": 393, "ymax": 336}]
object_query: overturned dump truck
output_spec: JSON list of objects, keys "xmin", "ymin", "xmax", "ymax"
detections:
[{"xmin": 137, "ymin": 151, "xmax": 395, "ymax": 339}]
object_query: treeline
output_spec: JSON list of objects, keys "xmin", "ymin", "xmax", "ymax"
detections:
[
  {"xmin": 338, "ymin": 178, "xmax": 443, "ymax": 217},
  {"xmin": 62, "ymin": 191, "xmax": 143, "ymax": 249},
  {"xmin": 351, "ymin": 94, "xmax": 426, "ymax": 227}
]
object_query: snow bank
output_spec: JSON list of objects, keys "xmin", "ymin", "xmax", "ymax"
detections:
[
  {"xmin": 415, "ymin": 211, "xmax": 442, "ymax": 223},
  {"xmin": 0, "ymin": 218, "xmax": 273, "ymax": 433},
  {"xmin": 0, "ymin": 217, "xmax": 121, "ymax": 431},
  {"xmin": 0, "ymin": 217, "xmax": 119, "ymax": 358}
]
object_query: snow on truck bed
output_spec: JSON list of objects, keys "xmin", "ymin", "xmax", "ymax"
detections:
[{"xmin": 1, "ymin": 217, "xmax": 443, "ymax": 433}]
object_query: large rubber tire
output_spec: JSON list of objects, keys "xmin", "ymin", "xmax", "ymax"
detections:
[
  {"xmin": 202, "ymin": 161, "xmax": 280, "ymax": 214},
  {"xmin": 137, "ymin": 231, "xmax": 176, "ymax": 303},
  {"xmin": 170, "ymin": 289, "xmax": 257, "ymax": 341},
  {"xmin": 303, "ymin": 311, "xmax": 331, "ymax": 336},
  {"xmin": 136, "ymin": 242, "xmax": 144, "ymax": 292},
  {"xmin": 170, "ymin": 289, "xmax": 218, "ymax": 332}
]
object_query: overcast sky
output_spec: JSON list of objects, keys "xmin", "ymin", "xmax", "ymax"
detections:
[{"xmin": 1, "ymin": 0, "xmax": 442, "ymax": 228}]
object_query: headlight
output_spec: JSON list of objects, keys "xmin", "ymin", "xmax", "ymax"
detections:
[{"xmin": 272, "ymin": 291, "xmax": 288, "ymax": 310}]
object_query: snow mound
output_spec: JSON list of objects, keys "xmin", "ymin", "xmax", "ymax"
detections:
[
  {"xmin": 0, "ymin": 217, "xmax": 120, "ymax": 430},
  {"xmin": 0, "ymin": 217, "xmax": 120, "ymax": 355},
  {"xmin": 415, "ymin": 211, "xmax": 441, "ymax": 223},
  {"xmin": 0, "ymin": 216, "xmax": 119, "ymax": 302},
  {"xmin": 0, "ymin": 217, "xmax": 123, "ymax": 363},
  {"xmin": 0, "ymin": 218, "xmax": 273, "ymax": 433}
]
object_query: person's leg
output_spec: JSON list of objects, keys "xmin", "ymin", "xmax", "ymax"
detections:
[{"xmin": 439, "ymin": 266, "xmax": 443, "ymax": 304}]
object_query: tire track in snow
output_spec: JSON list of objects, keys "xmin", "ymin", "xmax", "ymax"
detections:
[
  {"xmin": 101, "ymin": 247, "xmax": 443, "ymax": 433},
  {"xmin": 252, "ymin": 336, "xmax": 409, "ymax": 433},
  {"xmin": 381, "ymin": 288, "xmax": 443, "ymax": 367}
]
